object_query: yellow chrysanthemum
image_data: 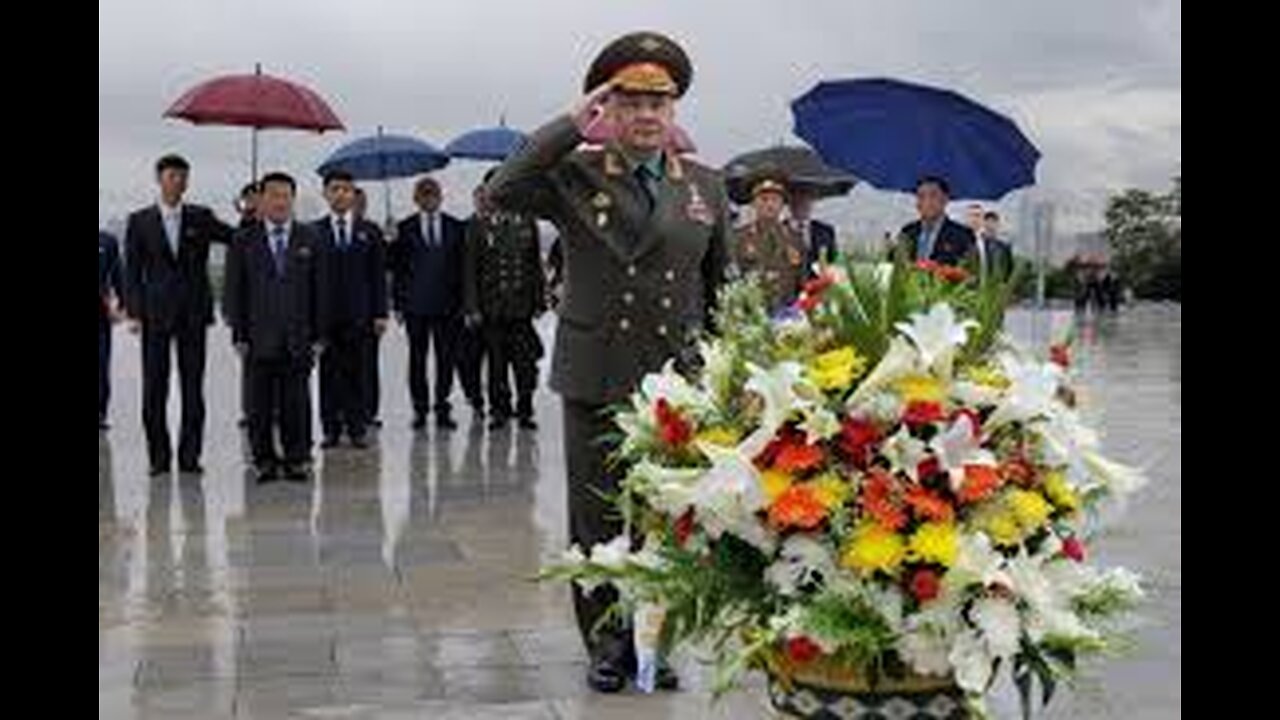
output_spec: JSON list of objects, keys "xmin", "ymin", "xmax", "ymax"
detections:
[
  {"xmin": 696, "ymin": 426, "xmax": 741, "ymax": 448},
  {"xmin": 894, "ymin": 374, "xmax": 947, "ymax": 403},
  {"xmin": 908, "ymin": 522, "xmax": 960, "ymax": 567},
  {"xmin": 841, "ymin": 523, "xmax": 907, "ymax": 576},
  {"xmin": 1041, "ymin": 470, "xmax": 1081, "ymax": 513},
  {"xmin": 1009, "ymin": 489, "xmax": 1054, "ymax": 530},
  {"xmin": 963, "ymin": 364, "xmax": 1011, "ymax": 389},
  {"xmin": 760, "ymin": 469, "xmax": 795, "ymax": 504},
  {"xmin": 810, "ymin": 472, "xmax": 850, "ymax": 510},
  {"xmin": 980, "ymin": 509, "xmax": 1024, "ymax": 547},
  {"xmin": 808, "ymin": 346, "xmax": 868, "ymax": 392}
]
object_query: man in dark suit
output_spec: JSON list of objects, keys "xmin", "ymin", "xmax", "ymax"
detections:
[
  {"xmin": 789, "ymin": 190, "xmax": 837, "ymax": 272},
  {"xmin": 235, "ymin": 181, "xmax": 261, "ymax": 429},
  {"xmin": 978, "ymin": 209, "xmax": 1014, "ymax": 282},
  {"xmin": 100, "ymin": 231, "xmax": 125, "ymax": 430},
  {"xmin": 223, "ymin": 172, "xmax": 329, "ymax": 483},
  {"xmin": 124, "ymin": 154, "xmax": 233, "ymax": 475},
  {"xmin": 313, "ymin": 171, "xmax": 388, "ymax": 449},
  {"xmin": 895, "ymin": 176, "xmax": 976, "ymax": 266},
  {"xmin": 353, "ymin": 186, "xmax": 385, "ymax": 428},
  {"xmin": 390, "ymin": 177, "xmax": 467, "ymax": 431}
]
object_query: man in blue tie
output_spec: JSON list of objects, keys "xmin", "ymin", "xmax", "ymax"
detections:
[
  {"xmin": 896, "ymin": 176, "xmax": 976, "ymax": 267},
  {"xmin": 390, "ymin": 177, "xmax": 467, "ymax": 431},
  {"xmin": 314, "ymin": 171, "xmax": 388, "ymax": 449},
  {"xmin": 223, "ymin": 172, "xmax": 329, "ymax": 483}
]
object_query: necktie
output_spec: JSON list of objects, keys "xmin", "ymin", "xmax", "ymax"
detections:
[{"xmin": 272, "ymin": 226, "xmax": 287, "ymax": 274}]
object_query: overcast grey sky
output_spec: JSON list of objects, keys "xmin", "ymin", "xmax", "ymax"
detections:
[{"xmin": 98, "ymin": 0, "xmax": 1180, "ymax": 240}]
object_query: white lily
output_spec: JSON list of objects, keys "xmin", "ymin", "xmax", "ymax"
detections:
[
  {"xmin": 699, "ymin": 339, "xmax": 736, "ymax": 401},
  {"xmin": 898, "ymin": 625, "xmax": 954, "ymax": 677},
  {"xmin": 951, "ymin": 533, "xmax": 1010, "ymax": 589},
  {"xmin": 930, "ymin": 414, "xmax": 997, "ymax": 489},
  {"xmin": 638, "ymin": 360, "xmax": 713, "ymax": 415},
  {"xmin": 881, "ymin": 425, "xmax": 930, "ymax": 479},
  {"xmin": 765, "ymin": 534, "xmax": 836, "ymax": 596},
  {"xmin": 847, "ymin": 336, "xmax": 920, "ymax": 408},
  {"xmin": 799, "ymin": 405, "xmax": 842, "ymax": 444},
  {"xmin": 972, "ymin": 596, "xmax": 1022, "ymax": 658},
  {"xmin": 949, "ymin": 629, "xmax": 995, "ymax": 694},
  {"xmin": 688, "ymin": 441, "xmax": 773, "ymax": 552},
  {"xmin": 628, "ymin": 462, "xmax": 703, "ymax": 516},
  {"xmin": 895, "ymin": 303, "xmax": 976, "ymax": 372},
  {"xmin": 985, "ymin": 353, "xmax": 1062, "ymax": 429},
  {"xmin": 589, "ymin": 535, "xmax": 633, "ymax": 570},
  {"xmin": 740, "ymin": 361, "xmax": 809, "ymax": 458},
  {"xmin": 1081, "ymin": 449, "xmax": 1148, "ymax": 497}
]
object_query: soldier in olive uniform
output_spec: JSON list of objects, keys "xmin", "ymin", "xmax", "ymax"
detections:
[
  {"xmin": 464, "ymin": 174, "xmax": 546, "ymax": 431},
  {"xmin": 731, "ymin": 169, "xmax": 808, "ymax": 310},
  {"xmin": 486, "ymin": 31, "xmax": 728, "ymax": 693}
]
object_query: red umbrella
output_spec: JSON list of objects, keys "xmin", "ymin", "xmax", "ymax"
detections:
[{"xmin": 164, "ymin": 64, "xmax": 344, "ymax": 179}]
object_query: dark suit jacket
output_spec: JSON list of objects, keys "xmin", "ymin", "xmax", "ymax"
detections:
[
  {"xmin": 223, "ymin": 221, "xmax": 329, "ymax": 359},
  {"xmin": 312, "ymin": 216, "xmax": 388, "ymax": 331},
  {"xmin": 803, "ymin": 218, "xmax": 837, "ymax": 267},
  {"xmin": 124, "ymin": 204, "xmax": 233, "ymax": 329},
  {"xmin": 389, "ymin": 212, "xmax": 466, "ymax": 317},
  {"xmin": 99, "ymin": 231, "xmax": 124, "ymax": 322},
  {"xmin": 979, "ymin": 236, "xmax": 1015, "ymax": 281},
  {"xmin": 897, "ymin": 217, "xmax": 976, "ymax": 266}
]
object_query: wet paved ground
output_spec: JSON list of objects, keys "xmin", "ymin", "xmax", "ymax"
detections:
[{"xmin": 100, "ymin": 304, "xmax": 1180, "ymax": 719}]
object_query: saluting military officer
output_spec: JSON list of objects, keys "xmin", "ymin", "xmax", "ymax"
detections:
[
  {"xmin": 486, "ymin": 31, "xmax": 729, "ymax": 694},
  {"xmin": 731, "ymin": 168, "xmax": 808, "ymax": 310}
]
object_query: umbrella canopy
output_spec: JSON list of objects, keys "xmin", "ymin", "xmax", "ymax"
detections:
[
  {"xmin": 165, "ymin": 69, "xmax": 343, "ymax": 131},
  {"xmin": 318, "ymin": 131, "xmax": 449, "ymax": 180},
  {"xmin": 723, "ymin": 145, "xmax": 856, "ymax": 204},
  {"xmin": 791, "ymin": 78, "xmax": 1039, "ymax": 200},
  {"xmin": 445, "ymin": 126, "xmax": 527, "ymax": 161},
  {"xmin": 164, "ymin": 65, "xmax": 343, "ymax": 180}
]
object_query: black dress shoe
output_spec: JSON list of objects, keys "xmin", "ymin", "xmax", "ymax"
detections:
[
  {"xmin": 411, "ymin": 415, "xmax": 427, "ymax": 430},
  {"xmin": 370, "ymin": 418, "xmax": 383, "ymax": 428},
  {"xmin": 238, "ymin": 417, "xmax": 249, "ymax": 429},
  {"xmin": 149, "ymin": 464, "xmax": 170, "ymax": 477},
  {"xmin": 178, "ymin": 463, "xmax": 204, "ymax": 476},
  {"xmin": 655, "ymin": 661, "xmax": 680, "ymax": 691},
  {"xmin": 283, "ymin": 464, "xmax": 310, "ymax": 482},
  {"xmin": 517, "ymin": 416, "xmax": 538, "ymax": 431},
  {"xmin": 349, "ymin": 435, "xmax": 369, "ymax": 449},
  {"xmin": 99, "ymin": 419, "xmax": 110, "ymax": 431},
  {"xmin": 255, "ymin": 464, "xmax": 280, "ymax": 484},
  {"xmin": 320, "ymin": 436, "xmax": 341, "ymax": 449},
  {"xmin": 436, "ymin": 415, "xmax": 458, "ymax": 430},
  {"xmin": 586, "ymin": 657, "xmax": 628, "ymax": 694}
]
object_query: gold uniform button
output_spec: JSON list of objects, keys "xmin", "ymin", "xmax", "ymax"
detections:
[
  {"xmin": 656, "ymin": 324, "xmax": 668, "ymax": 337},
  {"xmin": 627, "ymin": 265, "xmax": 638, "ymax": 277},
  {"xmin": 660, "ymin": 297, "xmax": 673, "ymax": 309},
  {"xmin": 618, "ymin": 318, "xmax": 631, "ymax": 331},
  {"xmin": 622, "ymin": 291, "xmax": 635, "ymax": 305},
  {"xmin": 664, "ymin": 269, "xmax": 676, "ymax": 282}
]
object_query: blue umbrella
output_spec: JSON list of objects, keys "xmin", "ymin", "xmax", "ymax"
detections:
[
  {"xmin": 791, "ymin": 78, "xmax": 1040, "ymax": 200},
  {"xmin": 445, "ymin": 125, "xmax": 527, "ymax": 161},
  {"xmin": 318, "ymin": 128, "xmax": 449, "ymax": 179},
  {"xmin": 317, "ymin": 128, "xmax": 449, "ymax": 223}
]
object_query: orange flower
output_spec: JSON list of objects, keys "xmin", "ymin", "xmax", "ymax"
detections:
[
  {"xmin": 774, "ymin": 442, "xmax": 826, "ymax": 474},
  {"xmin": 769, "ymin": 484, "xmax": 828, "ymax": 530},
  {"xmin": 936, "ymin": 265, "xmax": 970, "ymax": 283},
  {"xmin": 905, "ymin": 485, "xmax": 955, "ymax": 522},
  {"xmin": 957, "ymin": 464, "xmax": 1003, "ymax": 503},
  {"xmin": 999, "ymin": 458, "xmax": 1037, "ymax": 487},
  {"xmin": 862, "ymin": 470, "xmax": 908, "ymax": 531}
]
